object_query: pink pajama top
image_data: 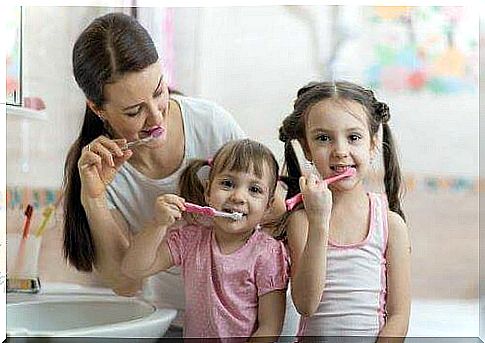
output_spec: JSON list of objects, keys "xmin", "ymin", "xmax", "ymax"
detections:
[{"xmin": 166, "ymin": 224, "xmax": 289, "ymax": 338}]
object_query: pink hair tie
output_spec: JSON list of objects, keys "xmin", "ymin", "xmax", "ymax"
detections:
[{"xmin": 207, "ymin": 158, "xmax": 213, "ymax": 166}]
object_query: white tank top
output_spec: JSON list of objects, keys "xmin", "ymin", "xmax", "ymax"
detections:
[{"xmin": 298, "ymin": 192, "xmax": 389, "ymax": 340}]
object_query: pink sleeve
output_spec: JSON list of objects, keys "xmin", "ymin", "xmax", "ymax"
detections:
[
  {"xmin": 165, "ymin": 225, "xmax": 199, "ymax": 267},
  {"xmin": 255, "ymin": 240, "xmax": 289, "ymax": 297}
]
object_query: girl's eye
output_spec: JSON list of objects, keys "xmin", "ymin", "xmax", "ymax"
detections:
[
  {"xmin": 349, "ymin": 134, "xmax": 362, "ymax": 142},
  {"xmin": 249, "ymin": 185, "xmax": 263, "ymax": 194},
  {"xmin": 315, "ymin": 134, "xmax": 330, "ymax": 142},
  {"xmin": 220, "ymin": 179, "xmax": 234, "ymax": 188}
]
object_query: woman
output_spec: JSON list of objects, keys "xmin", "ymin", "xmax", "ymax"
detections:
[{"xmin": 63, "ymin": 12, "xmax": 245, "ymax": 333}]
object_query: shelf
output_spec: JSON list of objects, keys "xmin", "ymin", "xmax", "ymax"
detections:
[{"xmin": 6, "ymin": 104, "xmax": 47, "ymax": 120}]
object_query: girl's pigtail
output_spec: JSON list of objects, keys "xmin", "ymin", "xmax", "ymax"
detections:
[
  {"xmin": 382, "ymin": 122, "xmax": 406, "ymax": 222},
  {"xmin": 178, "ymin": 159, "xmax": 210, "ymax": 205},
  {"xmin": 274, "ymin": 129, "xmax": 306, "ymax": 241},
  {"xmin": 63, "ymin": 106, "xmax": 106, "ymax": 272},
  {"xmin": 283, "ymin": 140, "xmax": 303, "ymax": 199}
]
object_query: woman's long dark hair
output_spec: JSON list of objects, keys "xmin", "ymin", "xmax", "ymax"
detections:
[
  {"xmin": 63, "ymin": 12, "xmax": 159, "ymax": 272},
  {"xmin": 277, "ymin": 81, "xmax": 405, "ymax": 239}
]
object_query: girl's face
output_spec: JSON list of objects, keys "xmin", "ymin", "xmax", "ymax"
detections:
[
  {"xmin": 304, "ymin": 99, "xmax": 376, "ymax": 191},
  {"xmin": 205, "ymin": 163, "xmax": 274, "ymax": 236},
  {"xmin": 97, "ymin": 61, "xmax": 169, "ymax": 148}
]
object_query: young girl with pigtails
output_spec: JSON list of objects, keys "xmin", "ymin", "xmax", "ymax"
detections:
[
  {"xmin": 121, "ymin": 138, "xmax": 289, "ymax": 340},
  {"xmin": 278, "ymin": 81, "xmax": 411, "ymax": 342}
]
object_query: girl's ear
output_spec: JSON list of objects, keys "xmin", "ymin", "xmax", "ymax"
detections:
[
  {"xmin": 371, "ymin": 135, "xmax": 380, "ymax": 157},
  {"xmin": 265, "ymin": 196, "xmax": 275, "ymax": 213},
  {"xmin": 87, "ymin": 100, "xmax": 106, "ymax": 121}
]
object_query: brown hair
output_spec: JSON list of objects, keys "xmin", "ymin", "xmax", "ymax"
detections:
[
  {"xmin": 179, "ymin": 139, "xmax": 279, "ymax": 208},
  {"xmin": 63, "ymin": 13, "xmax": 159, "ymax": 272},
  {"xmin": 279, "ymin": 81, "xmax": 405, "ymax": 228}
]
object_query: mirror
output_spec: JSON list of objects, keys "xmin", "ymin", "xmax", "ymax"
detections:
[{"xmin": 6, "ymin": 6, "xmax": 23, "ymax": 106}]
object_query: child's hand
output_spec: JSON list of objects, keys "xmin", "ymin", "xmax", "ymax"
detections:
[
  {"xmin": 299, "ymin": 173, "xmax": 333, "ymax": 223},
  {"xmin": 154, "ymin": 194, "xmax": 186, "ymax": 227}
]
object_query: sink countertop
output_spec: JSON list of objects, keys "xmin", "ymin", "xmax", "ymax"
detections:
[{"xmin": 7, "ymin": 282, "xmax": 117, "ymax": 304}]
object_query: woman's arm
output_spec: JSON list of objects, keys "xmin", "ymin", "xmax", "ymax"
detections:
[
  {"xmin": 83, "ymin": 198, "xmax": 142, "ymax": 296},
  {"xmin": 249, "ymin": 289, "xmax": 286, "ymax": 341},
  {"xmin": 377, "ymin": 211, "xmax": 411, "ymax": 342}
]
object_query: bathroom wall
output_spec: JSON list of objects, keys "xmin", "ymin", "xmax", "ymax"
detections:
[{"xmin": 5, "ymin": 6, "xmax": 479, "ymax": 303}]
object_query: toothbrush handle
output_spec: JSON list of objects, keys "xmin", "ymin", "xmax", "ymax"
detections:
[
  {"xmin": 285, "ymin": 172, "xmax": 353, "ymax": 211},
  {"xmin": 285, "ymin": 194, "xmax": 303, "ymax": 212},
  {"xmin": 124, "ymin": 137, "xmax": 152, "ymax": 150},
  {"xmin": 184, "ymin": 203, "xmax": 215, "ymax": 217}
]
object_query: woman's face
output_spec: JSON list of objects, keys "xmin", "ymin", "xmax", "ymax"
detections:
[{"xmin": 100, "ymin": 61, "xmax": 169, "ymax": 147}]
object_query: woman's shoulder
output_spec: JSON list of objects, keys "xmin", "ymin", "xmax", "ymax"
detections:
[{"xmin": 172, "ymin": 95, "xmax": 231, "ymax": 120}]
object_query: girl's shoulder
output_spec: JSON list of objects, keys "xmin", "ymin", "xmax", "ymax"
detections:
[
  {"xmin": 167, "ymin": 220, "xmax": 212, "ymax": 239},
  {"xmin": 252, "ymin": 229, "xmax": 288, "ymax": 255}
]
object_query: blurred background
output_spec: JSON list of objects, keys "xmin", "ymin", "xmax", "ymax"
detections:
[{"xmin": 5, "ymin": 4, "xmax": 480, "ymax": 338}]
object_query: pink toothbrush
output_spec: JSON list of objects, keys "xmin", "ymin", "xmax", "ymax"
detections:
[
  {"xmin": 124, "ymin": 126, "xmax": 166, "ymax": 149},
  {"xmin": 285, "ymin": 167, "xmax": 357, "ymax": 211},
  {"xmin": 184, "ymin": 202, "xmax": 244, "ymax": 221}
]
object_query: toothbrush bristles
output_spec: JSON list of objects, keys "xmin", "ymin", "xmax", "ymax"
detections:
[{"xmin": 231, "ymin": 212, "xmax": 243, "ymax": 221}]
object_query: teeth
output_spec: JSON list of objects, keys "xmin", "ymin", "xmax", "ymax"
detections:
[{"xmin": 333, "ymin": 166, "xmax": 350, "ymax": 173}]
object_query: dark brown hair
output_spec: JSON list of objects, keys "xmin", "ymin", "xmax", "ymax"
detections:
[
  {"xmin": 179, "ymin": 139, "xmax": 279, "ymax": 209},
  {"xmin": 279, "ymin": 81, "xmax": 405, "ymax": 228},
  {"xmin": 63, "ymin": 13, "xmax": 159, "ymax": 272}
]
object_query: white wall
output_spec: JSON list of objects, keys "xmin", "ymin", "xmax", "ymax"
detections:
[
  {"xmin": 6, "ymin": 6, "xmax": 126, "ymax": 187},
  {"xmin": 167, "ymin": 6, "xmax": 479, "ymax": 177},
  {"xmin": 6, "ymin": 5, "xmax": 479, "ymax": 188}
]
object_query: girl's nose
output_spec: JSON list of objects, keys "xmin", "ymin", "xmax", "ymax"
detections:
[
  {"xmin": 229, "ymin": 188, "xmax": 246, "ymax": 203},
  {"xmin": 332, "ymin": 141, "xmax": 349, "ymax": 158}
]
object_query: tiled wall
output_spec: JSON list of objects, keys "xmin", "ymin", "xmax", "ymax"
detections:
[{"xmin": 6, "ymin": 185, "xmax": 479, "ymax": 299}]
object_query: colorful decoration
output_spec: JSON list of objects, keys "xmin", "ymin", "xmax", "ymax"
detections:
[
  {"xmin": 162, "ymin": 8, "xmax": 176, "ymax": 90},
  {"xmin": 402, "ymin": 174, "xmax": 479, "ymax": 193},
  {"xmin": 365, "ymin": 6, "xmax": 477, "ymax": 94},
  {"xmin": 6, "ymin": 187, "xmax": 63, "ymax": 210}
]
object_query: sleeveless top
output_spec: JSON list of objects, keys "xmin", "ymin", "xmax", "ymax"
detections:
[{"xmin": 298, "ymin": 192, "xmax": 389, "ymax": 340}]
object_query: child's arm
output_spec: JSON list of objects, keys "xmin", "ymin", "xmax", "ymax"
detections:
[
  {"xmin": 377, "ymin": 211, "xmax": 411, "ymax": 342},
  {"xmin": 249, "ymin": 289, "xmax": 286, "ymax": 342},
  {"xmin": 286, "ymin": 175, "xmax": 332, "ymax": 316},
  {"xmin": 120, "ymin": 194, "xmax": 185, "ymax": 280}
]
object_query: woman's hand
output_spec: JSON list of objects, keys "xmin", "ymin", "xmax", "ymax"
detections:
[
  {"xmin": 154, "ymin": 194, "xmax": 186, "ymax": 227},
  {"xmin": 78, "ymin": 136, "xmax": 132, "ymax": 200},
  {"xmin": 299, "ymin": 173, "xmax": 333, "ymax": 225}
]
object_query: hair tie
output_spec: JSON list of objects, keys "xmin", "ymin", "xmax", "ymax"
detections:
[
  {"xmin": 207, "ymin": 158, "xmax": 213, "ymax": 166},
  {"xmin": 375, "ymin": 102, "xmax": 390, "ymax": 124}
]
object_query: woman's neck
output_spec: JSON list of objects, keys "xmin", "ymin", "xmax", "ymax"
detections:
[{"xmin": 128, "ymin": 99, "xmax": 185, "ymax": 179}]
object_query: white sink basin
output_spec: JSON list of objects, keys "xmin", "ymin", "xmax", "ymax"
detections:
[{"xmin": 7, "ymin": 283, "xmax": 177, "ymax": 338}]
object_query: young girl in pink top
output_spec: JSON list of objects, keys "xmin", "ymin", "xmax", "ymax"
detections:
[
  {"xmin": 278, "ymin": 81, "xmax": 411, "ymax": 342},
  {"xmin": 122, "ymin": 139, "xmax": 289, "ymax": 339}
]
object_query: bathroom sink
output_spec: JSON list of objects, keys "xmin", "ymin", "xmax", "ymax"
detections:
[{"xmin": 7, "ymin": 283, "xmax": 177, "ymax": 338}]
